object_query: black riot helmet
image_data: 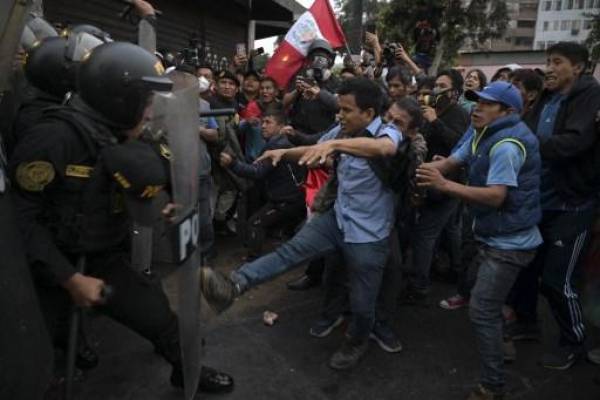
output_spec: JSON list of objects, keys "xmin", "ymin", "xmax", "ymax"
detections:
[
  {"xmin": 24, "ymin": 36, "xmax": 72, "ymax": 99},
  {"xmin": 77, "ymin": 42, "xmax": 173, "ymax": 129}
]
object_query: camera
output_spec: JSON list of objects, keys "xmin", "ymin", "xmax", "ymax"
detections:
[
  {"xmin": 421, "ymin": 94, "xmax": 437, "ymax": 108},
  {"xmin": 382, "ymin": 43, "xmax": 399, "ymax": 68}
]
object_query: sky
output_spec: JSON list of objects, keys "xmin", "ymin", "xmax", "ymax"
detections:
[{"xmin": 255, "ymin": 0, "xmax": 328, "ymax": 54}]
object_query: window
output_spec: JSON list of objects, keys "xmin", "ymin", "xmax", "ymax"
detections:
[
  {"xmin": 573, "ymin": 20, "xmax": 582, "ymax": 30},
  {"xmin": 554, "ymin": 20, "xmax": 560, "ymax": 30},
  {"xmin": 561, "ymin": 20, "xmax": 570, "ymax": 30},
  {"xmin": 577, "ymin": 0, "xmax": 584, "ymax": 8},
  {"xmin": 556, "ymin": 0, "xmax": 563, "ymax": 9},
  {"xmin": 536, "ymin": 41, "xmax": 546, "ymax": 50},
  {"xmin": 566, "ymin": 0, "xmax": 574, "ymax": 8},
  {"xmin": 544, "ymin": 21, "xmax": 550, "ymax": 30},
  {"xmin": 515, "ymin": 37, "xmax": 534, "ymax": 46},
  {"xmin": 584, "ymin": 19, "xmax": 593, "ymax": 29},
  {"xmin": 518, "ymin": 20, "xmax": 536, "ymax": 28},
  {"xmin": 596, "ymin": 0, "xmax": 600, "ymax": 7},
  {"xmin": 544, "ymin": 0, "xmax": 552, "ymax": 10},
  {"xmin": 587, "ymin": 0, "xmax": 594, "ymax": 7}
]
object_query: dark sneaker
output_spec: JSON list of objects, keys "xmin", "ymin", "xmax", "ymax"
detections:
[
  {"xmin": 587, "ymin": 347, "xmax": 600, "ymax": 365},
  {"xmin": 310, "ymin": 315, "xmax": 344, "ymax": 338},
  {"xmin": 466, "ymin": 384, "xmax": 504, "ymax": 400},
  {"xmin": 540, "ymin": 346, "xmax": 583, "ymax": 370},
  {"xmin": 171, "ymin": 365, "xmax": 234, "ymax": 394},
  {"xmin": 505, "ymin": 321, "xmax": 541, "ymax": 342},
  {"xmin": 370, "ymin": 321, "xmax": 403, "ymax": 353},
  {"xmin": 329, "ymin": 338, "xmax": 370, "ymax": 370},
  {"xmin": 199, "ymin": 267, "xmax": 240, "ymax": 313}
]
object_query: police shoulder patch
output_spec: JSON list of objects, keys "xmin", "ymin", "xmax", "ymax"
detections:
[{"xmin": 16, "ymin": 161, "xmax": 55, "ymax": 192}]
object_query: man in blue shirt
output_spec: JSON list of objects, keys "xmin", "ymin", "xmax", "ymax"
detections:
[
  {"xmin": 416, "ymin": 81, "xmax": 542, "ymax": 400},
  {"xmin": 200, "ymin": 78, "xmax": 402, "ymax": 370}
]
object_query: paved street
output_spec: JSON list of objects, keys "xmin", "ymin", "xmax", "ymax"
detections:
[{"xmin": 69, "ymin": 239, "xmax": 599, "ymax": 400}]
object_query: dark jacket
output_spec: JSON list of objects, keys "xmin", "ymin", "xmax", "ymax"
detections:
[
  {"xmin": 422, "ymin": 102, "xmax": 470, "ymax": 161},
  {"xmin": 524, "ymin": 75, "xmax": 600, "ymax": 202},
  {"xmin": 230, "ymin": 135, "xmax": 305, "ymax": 203},
  {"xmin": 466, "ymin": 114, "xmax": 541, "ymax": 237}
]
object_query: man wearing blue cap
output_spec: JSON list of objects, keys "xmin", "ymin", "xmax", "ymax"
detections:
[{"xmin": 416, "ymin": 81, "xmax": 542, "ymax": 400}]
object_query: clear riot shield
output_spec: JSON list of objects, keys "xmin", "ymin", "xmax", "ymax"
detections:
[
  {"xmin": 0, "ymin": 0, "xmax": 33, "ymax": 93},
  {"xmin": 150, "ymin": 70, "xmax": 202, "ymax": 400}
]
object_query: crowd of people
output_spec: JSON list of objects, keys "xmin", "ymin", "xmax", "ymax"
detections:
[{"xmin": 2, "ymin": 1, "xmax": 600, "ymax": 400}]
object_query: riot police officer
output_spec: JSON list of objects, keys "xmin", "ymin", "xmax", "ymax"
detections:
[{"xmin": 9, "ymin": 41, "xmax": 234, "ymax": 395}]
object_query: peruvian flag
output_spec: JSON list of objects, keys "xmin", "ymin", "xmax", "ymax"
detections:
[{"xmin": 265, "ymin": 0, "xmax": 346, "ymax": 89}]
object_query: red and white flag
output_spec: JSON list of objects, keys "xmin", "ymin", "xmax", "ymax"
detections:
[{"xmin": 265, "ymin": 0, "xmax": 346, "ymax": 89}]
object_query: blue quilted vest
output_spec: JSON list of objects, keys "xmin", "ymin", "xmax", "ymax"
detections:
[{"xmin": 466, "ymin": 114, "xmax": 541, "ymax": 237}]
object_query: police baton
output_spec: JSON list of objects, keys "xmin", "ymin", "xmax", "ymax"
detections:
[{"xmin": 64, "ymin": 255, "xmax": 114, "ymax": 400}]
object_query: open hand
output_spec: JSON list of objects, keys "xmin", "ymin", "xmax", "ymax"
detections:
[
  {"xmin": 416, "ymin": 163, "xmax": 447, "ymax": 191},
  {"xmin": 299, "ymin": 142, "xmax": 335, "ymax": 167},
  {"xmin": 255, "ymin": 148, "xmax": 287, "ymax": 166}
]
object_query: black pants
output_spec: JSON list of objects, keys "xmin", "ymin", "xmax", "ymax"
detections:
[
  {"xmin": 246, "ymin": 199, "xmax": 306, "ymax": 256},
  {"xmin": 511, "ymin": 209, "xmax": 594, "ymax": 347},
  {"xmin": 36, "ymin": 251, "xmax": 181, "ymax": 366}
]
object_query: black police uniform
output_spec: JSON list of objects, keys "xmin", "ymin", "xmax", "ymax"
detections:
[{"xmin": 9, "ymin": 98, "xmax": 232, "ymax": 393}]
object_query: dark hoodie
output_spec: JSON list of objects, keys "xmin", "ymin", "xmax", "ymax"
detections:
[{"xmin": 524, "ymin": 75, "xmax": 600, "ymax": 204}]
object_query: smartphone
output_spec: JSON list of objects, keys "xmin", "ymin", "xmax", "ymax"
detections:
[
  {"xmin": 235, "ymin": 43, "xmax": 246, "ymax": 57},
  {"xmin": 252, "ymin": 47, "xmax": 265, "ymax": 56}
]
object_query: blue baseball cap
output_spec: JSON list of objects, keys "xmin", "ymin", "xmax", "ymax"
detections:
[{"xmin": 465, "ymin": 81, "xmax": 523, "ymax": 113}]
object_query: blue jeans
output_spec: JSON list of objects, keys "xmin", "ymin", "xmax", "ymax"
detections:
[
  {"xmin": 233, "ymin": 209, "xmax": 390, "ymax": 341},
  {"xmin": 469, "ymin": 245, "xmax": 536, "ymax": 391}
]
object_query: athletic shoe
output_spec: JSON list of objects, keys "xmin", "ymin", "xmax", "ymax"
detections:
[
  {"xmin": 309, "ymin": 315, "xmax": 344, "ymax": 338},
  {"xmin": 540, "ymin": 346, "xmax": 583, "ymax": 370},
  {"xmin": 439, "ymin": 294, "xmax": 468, "ymax": 310},
  {"xmin": 369, "ymin": 321, "xmax": 403, "ymax": 353},
  {"xmin": 588, "ymin": 347, "xmax": 600, "ymax": 365}
]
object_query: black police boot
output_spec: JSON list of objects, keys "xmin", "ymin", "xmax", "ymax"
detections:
[{"xmin": 170, "ymin": 365, "xmax": 234, "ymax": 394}]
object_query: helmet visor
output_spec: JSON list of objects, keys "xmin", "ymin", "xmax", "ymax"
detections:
[{"xmin": 65, "ymin": 32, "xmax": 109, "ymax": 62}]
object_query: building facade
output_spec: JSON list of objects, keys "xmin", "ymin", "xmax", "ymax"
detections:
[
  {"xmin": 461, "ymin": 0, "xmax": 538, "ymax": 52},
  {"xmin": 534, "ymin": 0, "xmax": 600, "ymax": 49},
  {"xmin": 43, "ymin": 0, "xmax": 303, "ymax": 65}
]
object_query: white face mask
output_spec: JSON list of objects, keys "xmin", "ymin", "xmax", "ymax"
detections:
[{"xmin": 198, "ymin": 76, "xmax": 211, "ymax": 93}]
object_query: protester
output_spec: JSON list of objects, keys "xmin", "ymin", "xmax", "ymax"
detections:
[
  {"xmin": 385, "ymin": 66, "xmax": 412, "ymax": 103},
  {"xmin": 460, "ymin": 69, "xmax": 487, "ymax": 113},
  {"xmin": 510, "ymin": 42, "xmax": 600, "ymax": 369},
  {"xmin": 405, "ymin": 68, "xmax": 469, "ymax": 304},
  {"xmin": 219, "ymin": 110, "xmax": 306, "ymax": 257},
  {"xmin": 201, "ymin": 78, "xmax": 402, "ymax": 371},
  {"xmin": 509, "ymin": 69, "xmax": 543, "ymax": 116},
  {"xmin": 417, "ymin": 81, "xmax": 542, "ymax": 400}
]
